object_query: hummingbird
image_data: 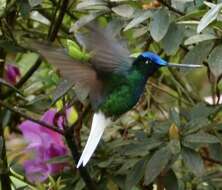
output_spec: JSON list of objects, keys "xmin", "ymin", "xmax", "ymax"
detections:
[{"xmin": 32, "ymin": 22, "xmax": 202, "ymax": 168}]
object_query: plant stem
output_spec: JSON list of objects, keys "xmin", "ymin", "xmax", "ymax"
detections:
[
  {"xmin": 48, "ymin": 0, "xmax": 70, "ymax": 41},
  {"xmin": 0, "ymin": 43, "xmax": 11, "ymax": 190},
  {"xmin": 64, "ymin": 129, "xmax": 97, "ymax": 190},
  {"xmin": 0, "ymin": 100, "xmax": 64, "ymax": 135}
]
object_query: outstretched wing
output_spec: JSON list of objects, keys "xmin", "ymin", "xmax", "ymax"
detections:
[
  {"xmin": 75, "ymin": 22, "xmax": 133, "ymax": 74},
  {"xmin": 30, "ymin": 42, "xmax": 104, "ymax": 108}
]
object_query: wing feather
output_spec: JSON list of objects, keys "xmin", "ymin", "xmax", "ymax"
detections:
[
  {"xmin": 30, "ymin": 42, "xmax": 104, "ymax": 108},
  {"xmin": 75, "ymin": 22, "xmax": 132, "ymax": 74}
]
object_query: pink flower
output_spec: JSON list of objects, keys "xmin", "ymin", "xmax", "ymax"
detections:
[
  {"xmin": 5, "ymin": 64, "xmax": 21, "ymax": 85},
  {"xmin": 19, "ymin": 109, "xmax": 69, "ymax": 183}
]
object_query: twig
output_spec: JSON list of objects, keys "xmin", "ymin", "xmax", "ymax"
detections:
[
  {"xmin": 64, "ymin": 124, "xmax": 97, "ymax": 190},
  {"xmin": 0, "ymin": 100, "xmax": 64, "ymax": 135},
  {"xmin": 202, "ymin": 156, "xmax": 222, "ymax": 165},
  {"xmin": 0, "ymin": 25, "xmax": 11, "ymax": 190},
  {"xmin": 63, "ymin": 104, "xmax": 96, "ymax": 190},
  {"xmin": 48, "ymin": 0, "xmax": 70, "ymax": 41},
  {"xmin": 50, "ymin": 0, "xmax": 78, "ymax": 20},
  {"xmin": 157, "ymin": 0, "xmax": 185, "ymax": 16}
]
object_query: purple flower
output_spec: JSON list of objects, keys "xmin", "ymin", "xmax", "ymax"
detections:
[
  {"xmin": 19, "ymin": 109, "xmax": 69, "ymax": 183},
  {"xmin": 5, "ymin": 64, "xmax": 21, "ymax": 85}
]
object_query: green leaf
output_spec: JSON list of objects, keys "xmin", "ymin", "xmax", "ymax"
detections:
[
  {"xmin": 112, "ymin": 4, "xmax": 134, "ymax": 18},
  {"xmin": 168, "ymin": 139, "xmax": 181, "ymax": 155},
  {"xmin": 161, "ymin": 22, "xmax": 184, "ymax": 55},
  {"xmin": 183, "ymin": 132, "xmax": 220, "ymax": 144},
  {"xmin": 182, "ymin": 41, "xmax": 214, "ymax": 66},
  {"xmin": 125, "ymin": 159, "xmax": 147, "ymax": 190},
  {"xmin": 144, "ymin": 146, "xmax": 172, "ymax": 185},
  {"xmin": 208, "ymin": 44, "xmax": 222, "ymax": 78},
  {"xmin": 189, "ymin": 103, "xmax": 215, "ymax": 120},
  {"xmin": 197, "ymin": 3, "xmax": 222, "ymax": 33},
  {"xmin": 150, "ymin": 8, "xmax": 170, "ymax": 42},
  {"xmin": 184, "ymin": 33, "xmax": 217, "ymax": 45},
  {"xmin": 182, "ymin": 147, "xmax": 205, "ymax": 176},
  {"xmin": 183, "ymin": 118, "xmax": 209, "ymax": 135},
  {"xmin": 67, "ymin": 39, "xmax": 90, "ymax": 61},
  {"xmin": 76, "ymin": 0, "xmax": 108, "ymax": 11},
  {"xmin": 124, "ymin": 10, "xmax": 153, "ymax": 31}
]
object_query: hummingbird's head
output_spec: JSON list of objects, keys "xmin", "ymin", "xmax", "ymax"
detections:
[
  {"xmin": 139, "ymin": 51, "xmax": 203, "ymax": 69},
  {"xmin": 140, "ymin": 52, "xmax": 167, "ymax": 67}
]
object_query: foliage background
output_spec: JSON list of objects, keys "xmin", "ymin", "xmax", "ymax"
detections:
[{"xmin": 1, "ymin": 0, "xmax": 222, "ymax": 189}]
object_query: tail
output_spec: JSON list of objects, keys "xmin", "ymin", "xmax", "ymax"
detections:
[{"xmin": 77, "ymin": 112, "xmax": 111, "ymax": 168}]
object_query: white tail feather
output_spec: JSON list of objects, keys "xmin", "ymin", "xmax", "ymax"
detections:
[{"xmin": 77, "ymin": 112, "xmax": 111, "ymax": 168}]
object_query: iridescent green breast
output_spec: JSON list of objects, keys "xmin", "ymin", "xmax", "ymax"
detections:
[{"xmin": 99, "ymin": 69, "xmax": 147, "ymax": 116}]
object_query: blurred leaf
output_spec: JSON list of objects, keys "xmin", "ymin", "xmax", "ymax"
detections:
[
  {"xmin": 208, "ymin": 44, "xmax": 222, "ymax": 78},
  {"xmin": 182, "ymin": 147, "xmax": 205, "ymax": 176},
  {"xmin": 66, "ymin": 106, "xmax": 78, "ymax": 126},
  {"xmin": 24, "ymin": 95, "xmax": 51, "ymax": 113},
  {"xmin": 76, "ymin": 0, "xmax": 108, "ymax": 11},
  {"xmin": 144, "ymin": 146, "xmax": 172, "ymax": 185},
  {"xmin": 52, "ymin": 79, "xmax": 74, "ymax": 104},
  {"xmin": 0, "ymin": 40, "xmax": 26, "ymax": 53},
  {"xmin": 150, "ymin": 8, "xmax": 170, "ymax": 42},
  {"xmin": 124, "ymin": 10, "xmax": 152, "ymax": 31},
  {"xmin": 163, "ymin": 169, "xmax": 179, "ymax": 190},
  {"xmin": 183, "ymin": 132, "xmax": 219, "ymax": 144},
  {"xmin": 0, "ymin": 78, "xmax": 23, "ymax": 96},
  {"xmin": 119, "ymin": 140, "xmax": 162, "ymax": 156},
  {"xmin": 197, "ymin": 3, "xmax": 222, "ymax": 33},
  {"xmin": 70, "ymin": 12, "xmax": 104, "ymax": 32},
  {"xmin": 75, "ymin": 179, "xmax": 85, "ymax": 190},
  {"xmin": 182, "ymin": 40, "xmax": 214, "ymax": 66},
  {"xmin": 125, "ymin": 158, "xmax": 147, "ymax": 190},
  {"xmin": 132, "ymin": 27, "xmax": 149, "ymax": 38},
  {"xmin": 17, "ymin": 0, "xmax": 31, "ymax": 17},
  {"xmin": 183, "ymin": 118, "xmax": 209, "ymax": 135},
  {"xmin": 112, "ymin": 5, "xmax": 134, "ymax": 18},
  {"xmin": 0, "ymin": 137, "xmax": 2, "ymax": 156},
  {"xmin": 161, "ymin": 22, "xmax": 184, "ymax": 55},
  {"xmin": 208, "ymin": 143, "xmax": 222, "ymax": 162},
  {"xmin": 107, "ymin": 178, "xmax": 119, "ymax": 190},
  {"xmin": 189, "ymin": 103, "xmax": 215, "ymax": 120},
  {"xmin": 177, "ymin": 9, "xmax": 205, "ymax": 21},
  {"xmin": 184, "ymin": 33, "xmax": 217, "ymax": 45},
  {"xmin": 67, "ymin": 40, "xmax": 90, "ymax": 61},
  {"xmin": 46, "ymin": 155, "xmax": 72, "ymax": 164},
  {"xmin": 168, "ymin": 139, "xmax": 181, "ymax": 155},
  {"xmin": 28, "ymin": 0, "xmax": 42, "ymax": 7}
]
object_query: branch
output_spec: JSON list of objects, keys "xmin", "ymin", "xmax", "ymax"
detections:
[
  {"xmin": 48, "ymin": 0, "xmax": 70, "ymax": 41},
  {"xmin": 0, "ymin": 22, "xmax": 11, "ymax": 190},
  {"xmin": 0, "ymin": 100, "xmax": 64, "ymax": 135},
  {"xmin": 202, "ymin": 156, "xmax": 222, "ymax": 165},
  {"xmin": 50, "ymin": 0, "xmax": 78, "ymax": 20},
  {"xmin": 63, "ymin": 105, "xmax": 96, "ymax": 190},
  {"xmin": 157, "ymin": 0, "xmax": 185, "ymax": 16}
]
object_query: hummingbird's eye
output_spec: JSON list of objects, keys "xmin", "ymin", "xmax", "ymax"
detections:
[{"xmin": 145, "ymin": 60, "xmax": 150, "ymax": 64}]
